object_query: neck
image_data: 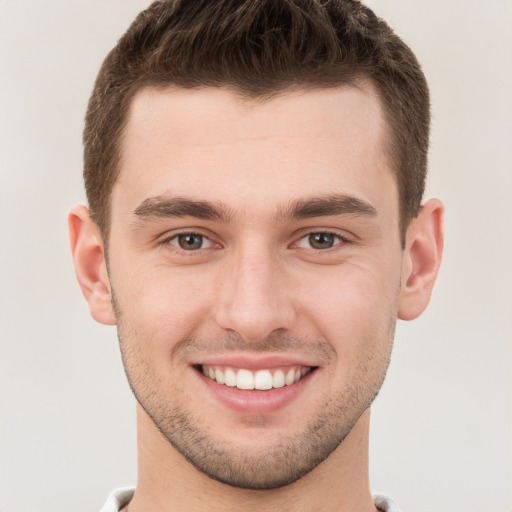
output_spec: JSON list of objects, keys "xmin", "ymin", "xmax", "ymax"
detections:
[{"xmin": 128, "ymin": 405, "xmax": 377, "ymax": 512}]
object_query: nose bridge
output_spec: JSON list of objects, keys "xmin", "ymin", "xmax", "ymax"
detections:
[{"xmin": 215, "ymin": 239, "xmax": 295, "ymax": 341}]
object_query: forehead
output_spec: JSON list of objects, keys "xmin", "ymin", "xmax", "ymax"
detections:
[
  {"xmin": 114, "ymin": 84, "xmax": 397, "ymax": 223},
  {"xmin": 126, "ymin": 82, "xmax": 383, "ymax": 141}
]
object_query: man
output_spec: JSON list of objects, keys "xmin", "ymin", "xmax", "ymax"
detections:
[{"xmin": 69, "ymin": 1, "xmax": 443, "ymax": 510}]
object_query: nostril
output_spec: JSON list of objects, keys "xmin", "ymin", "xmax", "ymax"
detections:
[{"xmin": 215, "ymin": 303, "xmax": 296, "ymax": 343}]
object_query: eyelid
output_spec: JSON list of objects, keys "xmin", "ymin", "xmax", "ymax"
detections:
[
  {"xmin": 292, "ymin": 229, "xmax": 351, "ymax": 250},
  {"xmin": 170, "ymin": 234, "xmax": 215, "ymax": 249},
  {"xmin": 158, "ymin": 227, "xmax": 352, "ymax": 252},
  {"xmin": 161, "ymin": 229, "xmax": 221, "ymax": 251}
]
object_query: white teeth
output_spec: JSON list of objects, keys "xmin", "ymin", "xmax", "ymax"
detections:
[
  {"xmin": 202, "ymin": 365, "xmax": 312, "ymax": 390},
  {"xmin": 254, "ymin": 370, "xmax": 273, "ymax": 390},
  {"xmin": 215, "ymin": 368, "xmax": 225, "ymax": 385},
  {"xmin": 285, "ymin": 368, "xmax": 295, "ymax": 386},
  {"xmin": 224, "ymin": 368, "xmax": 237, "ymax": 387},
  {"xmin": 272, "ymin": 369, "xmax": 285, "ymax": 388},
  {"xmin": 236, "ymin": 369, "xmax": 254, "ymax": 390}
]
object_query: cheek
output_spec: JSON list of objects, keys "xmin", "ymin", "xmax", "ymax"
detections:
[
  {"xmin": 298, "ymin": 258, "xmax": 402, "ymax": 355},
  {"xmin": 302, "ymin": 266, "xmax": 399, "ymax": 396},
  {"xmin": 112, "ymin": 264, "xmax": 217, "ymax": 352}
]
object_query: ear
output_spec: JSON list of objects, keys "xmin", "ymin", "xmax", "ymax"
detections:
[
  {"xmin": 68, "ymin": 205, "xmax": 116, "ymax": 325},
  {"xmin": 398, "ymin": 198, "xmax": 444, "ymax": 320}
]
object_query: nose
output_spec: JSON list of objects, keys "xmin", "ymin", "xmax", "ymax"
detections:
[{"xmin": 215, "ymin": 245, "xmax": 296, "ymax": 343}]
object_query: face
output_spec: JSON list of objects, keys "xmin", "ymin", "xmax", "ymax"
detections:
[{"xmin": 108, "ymin": 85, "xmax": 403, "ymax": 489}]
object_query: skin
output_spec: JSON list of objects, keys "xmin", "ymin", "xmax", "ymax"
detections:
[{"xmin": 69, "ymin": 84, "xmax": 443, "ymax": 512}]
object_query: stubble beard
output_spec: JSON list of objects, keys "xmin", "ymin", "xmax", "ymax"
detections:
[{"xmin": 115, "ymin": 319, "xmax": 395, "ymax": 490}]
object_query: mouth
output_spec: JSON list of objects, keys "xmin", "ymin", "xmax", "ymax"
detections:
[
  {"xmin": 199, "ymin": 364, "xmax": 314, "ymax": 391},
  {"xmin": 192, "ymin": 357, "xmax": 320, "ymax": 414}
]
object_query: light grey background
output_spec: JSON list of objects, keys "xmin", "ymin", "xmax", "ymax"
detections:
[{"xmin": 1, "ymin": 1, "xmax": 511, "ymax": 511}]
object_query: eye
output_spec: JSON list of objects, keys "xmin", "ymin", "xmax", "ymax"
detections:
[
  {"xmin": 296, "ymin": 232, "xmax": 343, "ymax": 250},
  {"xmin": 168, "ymin": 233, "xmax": 215, "ymax": 251}
]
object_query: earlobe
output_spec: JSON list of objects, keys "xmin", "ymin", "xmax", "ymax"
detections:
[
  {"xmin": 398, "ymin": 198, "xmax": 444, "ymax": 321},
  {"xmin": 68, "ymin": 205, "xmax": 116, "ymax": 325}
]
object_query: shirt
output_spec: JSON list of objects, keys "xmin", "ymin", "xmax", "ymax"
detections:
[{"xmin": 99, "ymin": 487, "xmax": 401, "ymax": 511}]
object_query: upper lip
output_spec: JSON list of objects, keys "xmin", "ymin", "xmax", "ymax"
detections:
[{"xmin": 193, "ymin": 354, "xmax": 318, "ymax": 370}]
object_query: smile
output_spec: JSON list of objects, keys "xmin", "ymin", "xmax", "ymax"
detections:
[{"xmin": 201, "ymin": 364, "xmax": 312, "ymax": 391}]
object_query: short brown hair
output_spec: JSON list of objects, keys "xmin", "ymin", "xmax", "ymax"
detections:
[{"xmin": 83, "ymin": 0, "xmax": 430, "ymax": 241}]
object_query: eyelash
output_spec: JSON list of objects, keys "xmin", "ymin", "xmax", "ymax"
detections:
[
  {"xmin": 294, "ymin": 231, "xmax": 348, "ymax": 251},
  {"xmin": 164, "ymin": 231, "xmax": 217, "ymax": 252},
  {"xmin": 162, "ymin": 229, "xmax": 350, "ymax": 253}
]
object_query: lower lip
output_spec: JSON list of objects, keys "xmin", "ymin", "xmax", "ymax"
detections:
[{"xmin": 195, "ymin": 368, "xmax": 316, "ymax": 415}]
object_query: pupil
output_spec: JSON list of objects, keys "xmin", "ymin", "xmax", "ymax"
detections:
[
  {"xmin": 179, "ymin": 234, "xmax": 203, "ymax": 250},
  {"xmin": 309, "ymin": 233, "xmax": 334, "ymax": 249}
]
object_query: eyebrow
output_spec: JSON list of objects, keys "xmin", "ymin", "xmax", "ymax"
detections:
[
  {"xmin": 133, "ymin": 196, "xmax": 232, "ymax": 221},
  {"xmin": 132, "ymin": 193, "xmax": 377, "ymax": 223},
  {"xmin": 280, "ymin": 194, "xmax": 377, "ymax": 221}
]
